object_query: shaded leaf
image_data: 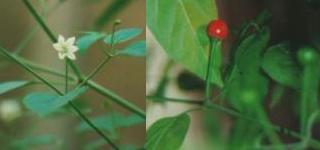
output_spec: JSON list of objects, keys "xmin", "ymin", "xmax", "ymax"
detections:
[
  {"xmin": 103, "ymin": 28, "xmax": 143, "ymax": 44},
  {"xmin": 147, "ymin": 0, "xmax": 219, "ymax": 83},
  {"xmin": 146, "ymin": 113, "xmax": 190, "ymax": 150},
  {"xmin": 262, "ymin": 43, "xmax": 301, "ymax": 88},
  {"xmin": 117, "ymin": 40, "xmax": 146, "ymax": 56},
  {"xmin": 23, "ymin": 87, "xmax": 88, "ymax": 116},
  {"xmin": 76, "ymin": 32, "xmax": 105, "ymax": 55}
]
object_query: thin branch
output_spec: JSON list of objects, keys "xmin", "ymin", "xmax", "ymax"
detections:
[{"xmin": 146, "ymin": 95, "xmax": 204, "ymax": 105}]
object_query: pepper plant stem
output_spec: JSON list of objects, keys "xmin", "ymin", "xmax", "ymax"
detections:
[
  {"xmin": 65, "ymin": 59, "xmax": 69, "ymax": 93},
  {"xmin": 19, "ymin": 56, "xmax": 77, "ymax": 81},
  {"xmin": 22, "ymin": 0, "xmax": 56, "ymax": 42},
  {"xmin": 146, "ymin": 95, "xmax": 203, "ymax": 105},
  {"xmin": 204, "ymin": 39, "xmax": 217, "ymax": 102},
  {"xmin": 78, "ymin": 55, "xmax": 112, "ymax": 88},
  {"xmin": 0, "ymin": 47, "xmax": 61, "ymax": 94}
]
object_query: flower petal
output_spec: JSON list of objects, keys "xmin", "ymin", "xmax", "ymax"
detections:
[
  {"xmin": 67, "ymin": 53, "xmax": 76, "ymax": 60},
  {"xmin": 69, "ymin": 46, "xmax": 79, "ymax": 53},
  {"xmin": 58, "ymin": 35, "xmax": 65, "ymax": 43},
  {"xmin": 66, "ymin": 37, "xmax": 76, "ymax": 45},
  {"xmin": 58, "ymin": 53, "xmax": 66, "ymax": 60},
  {"xmin": 53, "ymin": 43, "xmax": 63, "ymax": 51}
]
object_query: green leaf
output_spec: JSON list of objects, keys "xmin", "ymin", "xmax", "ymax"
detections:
[
  {"xmin": 117, "ymin": 40, "xmax": 146, "ymax": 56},
  {"xmin": 76, "ymin": 32, "xmax": 105, "ymax": 55},
  {"xmin": 146, "ymin": 113, "xmax": 190, "ymax": 150},
  {"xmin": 103, "ymin": 28, "xmax": 143, "ymax": 44},
  {"xmin": 23, "ymin": 86, "xmax": 88, "ymax": 116},
  {"xmin": 147, "ymin": 0, "xmax": 218, "ymax": 83},
  {"xmin": 262, "ymin": 43, "xmax": 301, "ymax": 88},
  {"xmin": 77, "ymin": 112, "xmax": 145, "ymax": 133},
  {"xmin": 0, "ymin": 80, "xmax": 31, "ymax": 95},
  {"xmin": 224, "ymin": 27, "xmax": 270, "ymax": 110}
]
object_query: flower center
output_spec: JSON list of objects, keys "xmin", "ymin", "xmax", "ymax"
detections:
[{"xmin": 61, "ymin": 44, "xmax": 69, "ymax": 53}]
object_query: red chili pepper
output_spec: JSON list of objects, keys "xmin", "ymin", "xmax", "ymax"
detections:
[{"xmin": 207, "ymin": 19, "xmax": 229, "ymax": 40}]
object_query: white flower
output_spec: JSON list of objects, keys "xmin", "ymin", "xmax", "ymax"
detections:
[
  {"xmin": 53, "ymin": 35, "xmax": 79, "ymax": 60},
  {"xmin": 0, "ymin": 100, "xmax": 22, "ymax": 123}
]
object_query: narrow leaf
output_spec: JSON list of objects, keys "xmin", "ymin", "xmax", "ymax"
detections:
[
  {"xmin": 0, "ymin": 80, "xmax": 31, "ymax": 95},
  {"xmin": 103, "ymin": 28, "xmax": 143, "ymax": 44},
  {"xmin": 23, "ymin": 86, "xmax": 88, "ymax": 116},
  {"xmin": 146, "ymin": 113, "xmax": 190, "ymax": 150},
  {"xmin": 117, "ymin": 40, "xmax": 146, "ymax": 56}
]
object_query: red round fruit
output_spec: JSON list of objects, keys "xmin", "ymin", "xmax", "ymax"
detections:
[{"xmin": 207, "ymin": 19, "xmax": 229, "ymax": 40}]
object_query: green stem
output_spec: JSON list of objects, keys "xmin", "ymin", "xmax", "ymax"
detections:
[
  {"xmin": 22, "ymin": 0, "xmax": 56, "ymax": 42},
  {"xmin": 0, "ymin": 47, "xmax": 62, "ymax": 94},
  {"xmin": 65, "ymin": 59, "xmax": 69, "ymax": 93},
  {"xmin": 14, "ymin": 26, "xmax": 38, "ymax": 55},
  {"xmin": 254, "ymin": 105, "xmax": 282, "ymax": 148},
  {"xmin": 15, "ymin": 0, "xmax": 66, "ymax": 55},
  {"xmin": 87, "ymin": 80, "xmax": 146, "ymax": 119},
  {"xmin": 22, "ymin": 0, "xmax": 82, "ymax": 80},
  {"xmin": 205, "ymin": 39, "xmax": 217, "ymax": 102},
  {"xmin": 206, "ymin": 102, "xmax": 320, "ymax": 149},
  {"xmin": 147, "ymin": 95, "xmax": 203, "ymax": 105},
  {"xmin": 67, "ymin": 59, "xmax": 82, "ymax": 80},
  {"xmin": 78, "ymin": 55, "xmax": 112, "ymax": 88},
  {"xmin": 19, "ymin": 56, "xmax": 77, "ymax": 81},
  {"xmin": 300, "ymin": 65, "xmax": 319, "ymax": 135}
]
